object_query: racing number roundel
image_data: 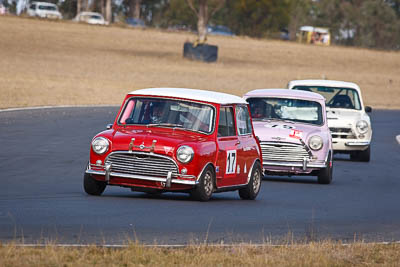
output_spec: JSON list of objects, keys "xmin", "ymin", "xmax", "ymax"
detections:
[{"xmin": 226, "ymin": 150, "xmax": 237, "ymax": 174}]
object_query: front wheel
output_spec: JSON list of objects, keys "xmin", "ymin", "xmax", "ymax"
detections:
[
  {"xmin": 239, "ymin": 162, "xmax": 262, "ymax": 200},
  {"xmin": 350, "ymin": 146, "xmax": 370, "ymax": 162},
  {"xmin": 83, "ymin": 172, "xmax": 106, "ymax": 195},
  {"xmin": 191, "ymin": 166, "xmax": 214, "ymax": 201},
  {"xmin": 317, "ymin": 153, "xmax": 333, "ymax": 184}
]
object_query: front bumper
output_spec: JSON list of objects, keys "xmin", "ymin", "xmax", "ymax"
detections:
[
  {"xmin": 263, "ymin": 158, "xmax": 327, "ymax": 174},
  {"xmin": 86, "ymin": 163, "xmax": 198, "ymax": 187},
  {"xmin": 332, "ymin": 139, "xmax": 370, "ymax": 151}
]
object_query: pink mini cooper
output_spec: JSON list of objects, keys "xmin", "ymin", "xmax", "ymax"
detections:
[
  {"xmin": 84, "ymin": 88, "xmax": 262, "ymax": 201},
  {"xmin": 243, "ymin": 89, "xmax": 333, "ymax": 184}
]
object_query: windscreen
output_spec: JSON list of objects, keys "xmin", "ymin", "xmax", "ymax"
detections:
[
  {"xmin": 119, "ymin": 97, "xmax": 215, "ymax": 134},
  {"xmin": 292, "ymin": 86, "xmax": 361, "ymax": 110},
  {"xmin": 247, "ymin": 97, "xmax": 323, "ymax": 126},
  {"xmin": 39, "ymin": 5, "xmax": 57, "ymax": 11}
]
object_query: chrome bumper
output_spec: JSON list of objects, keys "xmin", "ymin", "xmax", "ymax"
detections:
[
  {"xmin": 263, "ymin": 159, "xmax": 326, "ymax": 170},
  {"xmin": 345, "ymin": 141, "xmax": 370, "ymax": 147},
  {"xmin": 86, "ymin": 165, "xmax": 198, "ymax": 187}
]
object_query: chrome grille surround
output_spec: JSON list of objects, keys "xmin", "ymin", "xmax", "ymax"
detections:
[
  {"xmin": 105, "ymin": 151, "xmax": 179, "ymax": 178},
  {"xmin": 260, "ymin": 141, "xmax": 310, "ymax": 162},
  {"xmin": 329, "ymin": 127, "xmax": 356, "ymax": 139}
]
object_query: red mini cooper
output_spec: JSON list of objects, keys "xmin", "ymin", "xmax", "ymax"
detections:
[{"xmin": 84, "ymin": 88, "xmax": 263, "ymax": 201}]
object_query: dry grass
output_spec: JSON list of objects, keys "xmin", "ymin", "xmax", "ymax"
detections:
[
  {"xmin": 0, "ymin": 15, "xmax": 399, "ymax": 109},
  {"xmin": 1, "ymin": 242, "xmax": 400, "ymax": 266}
]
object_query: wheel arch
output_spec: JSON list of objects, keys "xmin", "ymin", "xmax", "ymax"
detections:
[
  {"xmin": 247, "ymin": 159, "xmax": 262, "ymax": 184},
  {"xmin": 196, "ymin": 162, "xmax": 216, "ymax": 185}
]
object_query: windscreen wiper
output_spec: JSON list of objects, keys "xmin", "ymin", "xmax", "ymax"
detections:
[{"xmin": 147, "ymin": 123, "xmax": 184, "ymax": 128}]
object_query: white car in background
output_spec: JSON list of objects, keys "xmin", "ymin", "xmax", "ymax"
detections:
[
  {"xmin": 288, "ymin": 80, "xmax": 372, "ymax": 162},
  {"xmin": 27, "ymin": 2, "xmax": 62, "ymax": 19},
  {"xmin": 73, "ymin": 12, "xmax": 108, "ymax": 25}
]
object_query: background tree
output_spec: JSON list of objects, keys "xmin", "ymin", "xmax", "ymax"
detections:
[
  {"xmin": 287, "ymin": 0, "xmax": 313, "ymax": 40},
  {"xmin": 127, "ymin": 0, "xmax": 141, "ymax": 18},
  {"xmin": 355, "ymin": 0, "xmax": 400, "ymax": 49},
  {"xmin": 186, "ymin": 0, "xmax": 226, "ymax": 43},
  {"xmin": 227, "ymin": 0, "xmax": 291, "ymax": 38},
  {"xmin": 312, "ymin": 0, "xmax": 400, "ymax": 49},
  {"xmin": 161, "ymin": 0, "xmax": 197, "ymax": 29},
  {"xmin": 105, "ymin": 0, "xmax": 112, "ymax": 22}
]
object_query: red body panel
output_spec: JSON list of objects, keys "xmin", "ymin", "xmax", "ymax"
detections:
[{"xmin": 88, "ymin": 93, "xmax": 262, "ymax": 192}]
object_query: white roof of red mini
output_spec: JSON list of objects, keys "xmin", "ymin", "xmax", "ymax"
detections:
[
  {"xmin": 288, "ymin": 80, "xmax": 361, "ymax": 92},
  {"xmin": 243, "ymin": 88, "xmax": 325, "ymax": 102},
  {"xmin": 129, "ymin": 88, "xmax": 248, "ymax": 105}
]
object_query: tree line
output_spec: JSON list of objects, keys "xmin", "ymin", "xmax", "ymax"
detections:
[{"xmin": 4, "ymin": 0, "xmax": 400, "ymax": 50}]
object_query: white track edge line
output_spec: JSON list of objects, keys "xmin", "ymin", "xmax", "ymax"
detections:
[
  {"xmin": 0, "ymin": 105, "xmax": 119, "ymax": 113},
  {"xmin": 9, "ymin": 241, "xmax": 400, "ymax": 248}
]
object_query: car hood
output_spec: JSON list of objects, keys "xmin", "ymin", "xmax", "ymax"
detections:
[
  {"xmin": 252, "ymin": 120, "xmax": 324, "ymax": 144},
  {"xmin": 110, "ymin": 127, "xmax": 208, "ymax": 156},
  {"xmin": 326, "ymin": 108, "xmax": 366, "ymax": 127}
]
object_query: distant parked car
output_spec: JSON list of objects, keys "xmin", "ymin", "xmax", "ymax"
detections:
[
  {"xmin": 207, "ymin": 25, "xmax": 235, "ymax": 36},
  {"xmin": 244, "ymin": 89, "xmax": 333, "ymax": 184},
  {"xmin": 27, "ymin": 2, "xmax": 62, "ymax": 19},
  {"xmin": 167, "ymin": 24, "xmax": 191, "ymax": 32},
  {"xmin": 126, "ymin": 17, "xmax": 146, "ymax": 28},
  {"xmin": 84, "ymin": 88, "xmax": 263, "ymax": 201},
  {"xmin": 288, "ymin": 80, "xmax": 372, "ymax": 162},
  {"xmin": 73, "ymin": 12, "xmax": 108, "ymax": 25}
]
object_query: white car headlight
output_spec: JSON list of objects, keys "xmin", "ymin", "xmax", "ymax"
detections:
[
  {"xmin": 356, "ymin": 120, "xmax": 369, "ymax": 134},
  {"xmin": 92, "ymin": 137, "xmax": 109, "ymax": 155},
  {"xmin": 176, "ymin": 146, "xmax": 194, "ymax": 163},
  {"xmin": 308, "ymin": 135, "xmax": 323, "ymax": 151}
]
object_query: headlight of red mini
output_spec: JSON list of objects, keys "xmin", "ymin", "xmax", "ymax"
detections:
[
  {"xmin": 176, "ymin": 146, "xmax": 194, "ymax": 164},
  {"xmin": 91, "ymin": 137, "xmax": 109, "ymax": 155}
]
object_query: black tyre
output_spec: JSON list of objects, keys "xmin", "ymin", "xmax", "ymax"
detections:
[
  {"xmin": 239, "ymin": 162, "xmax": 262, "ymax": 200},
  {"xmin": 350, "ymin": 146, "xmax": 370, "ymax": 162},
  {"xmin": 317, "ymin": 153, "xmax": 333, "ymax": 184},
  {"xmin": 83, "ymin": 172, "xmax": 106, "ymax": 196},
  {"xmin": 191, "ymin": 166, "xmax": 214, "ymax": 201}
]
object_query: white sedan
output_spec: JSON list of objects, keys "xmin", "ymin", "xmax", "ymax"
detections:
[
  {"xmin": 288, "ymin": 80, "xmax": 372, "ymax": 162},
  {"xmin": 73, "ymin": 12, "xmax": 108, "ymax": 25},
  {"xmin": 27, "ymin": 2, "xmax": 62, "ymax": 19}
]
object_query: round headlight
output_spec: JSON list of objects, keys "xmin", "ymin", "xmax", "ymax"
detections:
[
  {"xmin": 308, "ymin": 135, "xmax": 323, "ymax": 151},
  {"xmin": 92, "ymin": 137, "xmax": 109, "ymax": 155},
  {"xmin": 176, "ymin": 146, "xmax": 194, "ymax": 163},
  {"xmin": 356, "ymin": 120, "xmax": 369, "ymax": 134}
]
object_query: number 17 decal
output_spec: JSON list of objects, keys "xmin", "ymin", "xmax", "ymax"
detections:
[{"xmin": 226, "ymin": 150, "xmax": 237, "ymax": 174}]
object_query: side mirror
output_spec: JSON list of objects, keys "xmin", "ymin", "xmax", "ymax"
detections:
[
  {"xmin": 365, "ymin": 106, "xmax": 372, "ymax": 113},
  {"xmin": 106, "ymin": 124, "xmax": 113, "ymax": 129}
]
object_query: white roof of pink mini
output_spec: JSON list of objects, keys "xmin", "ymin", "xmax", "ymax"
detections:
[
  {"xmin": 288, "ymin": 79, "xmax": 361, "ymax": 92},
  {"xmin": 129, "ymin": 88, "xmax": 248, "ymax": 105},
  {"xmin": 243, "ymin": 88, "xmax": 325, "ymax": 102}
]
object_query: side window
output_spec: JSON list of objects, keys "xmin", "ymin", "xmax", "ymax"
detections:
[
  {"xmin": 236, "ymin": 105, "xmax": 252, "ymax": 135},
  {"xmin": 30, "ymin": 3, "xmax": 36, "ymax": 9},
  {"xmin": 218, "ymin": 107, "xmax": 235, "ymax": 137}
]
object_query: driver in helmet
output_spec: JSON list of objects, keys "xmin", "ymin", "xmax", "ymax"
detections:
[
  {"xmin": 251, "ymin": 101, "xmax": 265, "ymax": 119},
  {"xmin": 150, "ymin": 102, "xmax": 164, "ymax": 123}
]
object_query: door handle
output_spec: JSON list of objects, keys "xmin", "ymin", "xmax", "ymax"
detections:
[{"xmin": 235, "ymin": 140, "xmax": 241, "ymax": 145}]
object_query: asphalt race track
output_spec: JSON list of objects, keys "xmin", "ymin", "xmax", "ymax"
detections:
[{"xmin": 0, "ymin": 107, "xmax": 399, "ymax": 245}]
